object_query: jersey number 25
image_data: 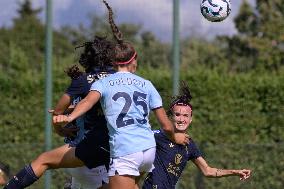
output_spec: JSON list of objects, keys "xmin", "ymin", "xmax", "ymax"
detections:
[{"xmin": 112, "ymin": 91, "xmax": 148, "ymax": 128}]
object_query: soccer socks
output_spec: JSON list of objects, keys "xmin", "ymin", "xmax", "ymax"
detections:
[{"xmin": 4, "ymin": 164, "xmax": 39, "ymax": 189}]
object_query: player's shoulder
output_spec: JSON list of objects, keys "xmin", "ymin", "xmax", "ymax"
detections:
[
  {"xmin": 187, "ymin": 138, "xmax": 199, "ymax": 148},
  {"xmin": 134, "ymin": 74, "xmax": 152, "ymax": 83},
  {"xmin": 67, "ymin": 73, "xmax": 88, "ymax": 91},
  {"xmin": 71, "ymin": 72, "xmax": 87, "ymax": 81}
]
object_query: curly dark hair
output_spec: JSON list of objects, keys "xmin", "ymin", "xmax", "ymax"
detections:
[
  {"xmin": 65, "ymin": 64, "xmax": 82, "ymax": 80},
  {"xmin": 102, "ymin": 0, "xmax": 136, "ymax": 65},
  {"xmin": 66, "ymin": 36, "xmax": 115, "ymax": 79},
  {"xmin": 167, "ymin": 81, "xmax": 193, "ymax": 116},
  {"xmin": 77, "ymin": 36, "xmax": 115, "ymax": 71}
]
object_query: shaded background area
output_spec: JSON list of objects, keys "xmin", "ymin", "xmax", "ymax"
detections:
[{"xmin": 0, "ymin": 0, "xmax": 283, "ymax": 188}]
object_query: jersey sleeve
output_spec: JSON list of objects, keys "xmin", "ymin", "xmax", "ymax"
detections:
[
  {"xmin": 90, "ymin": 79, "xmax": 104, "ymax": 96},
  {"xmin": 188, "ymin": 140, "xmax": 202, "ymax": 161},
  {"xmin": 148, "ymin": 81, "xmax": 163, "ymax": 110}
]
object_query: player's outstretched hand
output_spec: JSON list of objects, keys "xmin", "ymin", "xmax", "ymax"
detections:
[
  {"xmin": 48, "ymin": 105, "xmax": 75, "ymax": 115},
  {"xmin": 233, "ymin": 169, "xmax": 252, "ymax": 180},
  {"xmin": 53, "ymin": 115, "xmax": 71, "ymax": 127},
  {"xmin": 173, "ymin": 133, "xmax": 190, "ymax": 145}
]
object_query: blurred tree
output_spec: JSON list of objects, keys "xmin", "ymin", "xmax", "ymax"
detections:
[
  {"xmin": 219, "ymin": 0, "xmax": 284, "ymax": 71},
  {"xmin": 61, "ymin": 13, "xmax": 110, "ymax": 43},
  {"xmin": 0, "ymin": 0, "xmax": 73, "ymax": 70},
  {"xmin": 234, "ymin": 0, "xmax": 258, "ymax": 37},
  {"xmin": 137, "ymin": 31, "xmax": 170, "ymax": 68},
  {"xmin": 60, "ymin": 24, "xmax": 89, "ymax": 46},
  {"xmin": 182, "ymin": 38, "xmax": 228, "ymax": 70},
  {"xmin": 16, "ymin": 0, "xmax": 41, "ymax": 17},
  {"xmin": 12, "ymin": 0, "xmax": 45, "ymax": 69}
]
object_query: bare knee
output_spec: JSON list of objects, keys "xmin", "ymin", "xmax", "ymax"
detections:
[
  {"xmin": 32, "ymin": 151, "xmax": 54, "ymax": 169},
  {"xmin": 29, "ymin": 151, "xmax": 54, "ymax": 177}
]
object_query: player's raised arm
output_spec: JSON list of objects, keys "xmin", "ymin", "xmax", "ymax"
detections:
[
  {"xmin": 68, "ymin": 91, "xmax": 101, "ymax": 121},
  {"xmin": 193, "ymin": 157, "xmax": 252, "ymax": 180},
  {"xmin": 49, "ymin": 93, "xmax": 72, "ymax": 136},
  {"xmin": 53, "ymin": 91, "xmax": 101, "ymax": 126},
  {"xmin": 53, "ymin": 94, "xmax": 72, "ymax": 115}
]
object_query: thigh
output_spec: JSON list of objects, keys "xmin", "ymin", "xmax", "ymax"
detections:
[
  {"xmin": 109, "ymin": 175, "xmax": 135, "ymax": 189},
  {"xmin": 32, "ymin": 144, "xmax": 84, "ymax": 169},
  {"xmin": 56, "ymin": 145, "xmax": 84, "ymax": 168}
]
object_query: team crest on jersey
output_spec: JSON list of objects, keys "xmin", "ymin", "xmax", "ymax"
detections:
[
  {"xmin": 152, "ymin": 185, "xmax": 158, "ymax": 189},
  {"xmin": 175, "ymin": 154, "xmax": 182, "ymax": 165}
]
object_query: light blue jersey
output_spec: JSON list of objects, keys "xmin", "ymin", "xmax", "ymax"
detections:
[{"xmin": 90, "ymin": 72, "xmax": 162, "ymax": 157}]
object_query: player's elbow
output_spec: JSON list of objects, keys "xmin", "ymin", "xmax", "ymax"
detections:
[
  {"xmin": 203, "ymin": 167, "xmax": 215, "ymax": 177},
  {"xmin": 162, "ymin": 123, "xmax": 172, "ymax": 133},
  {"xmin": 162, "ymin": 123, "xmax": 174, "ymax": 136},
  {"xmin": 203, "ymin": 171, "xmax": 212, "ymax": 177}
]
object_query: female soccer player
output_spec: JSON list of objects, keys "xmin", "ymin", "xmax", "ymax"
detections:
[
  {"xmin": 4, "ymin": 36, "xmax": 115, "ymax": 189},
  {"xmin": 53, "ymin": 1, "xmax": 189, "ymax": 189},
  {"xmin": 142, "ymin": 82, "xmax": 252, "ymax": 189}
]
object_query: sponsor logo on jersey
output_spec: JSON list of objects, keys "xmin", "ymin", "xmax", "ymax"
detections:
[
  {"xmin": 167, "ymin": 162, "xmax": 181, "ymax": 177},
  {"xmin": 97, "ymin": 72, "xmax": 110, "ymax": 80},
  {"xmin": 87, "ymin": 72, "xmax": 111, "ymax": 83},
  {"xmin": 169, "ymin": 143, "xmax": 175, "ymax": 148},
  {"xmin": 87, "ymin": 74, "xmax": 96, "ymax": 83}
]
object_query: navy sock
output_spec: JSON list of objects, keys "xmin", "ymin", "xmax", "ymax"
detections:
[{"xmin": 4, "ymin": 164, "xmax": 39, "ymax": 189}]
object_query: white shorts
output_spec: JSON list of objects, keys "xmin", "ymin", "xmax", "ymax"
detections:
[
  {"xmin": 108, "ymin": 147, "xmax": 156, "ymax": 177},
  {"xmin": 65, "ymin": 165, "xmax": 108, "ymax": 189}
]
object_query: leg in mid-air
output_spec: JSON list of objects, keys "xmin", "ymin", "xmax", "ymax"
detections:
[
  {"xmin": 4, "ymin": 144, "xmax": 84, "ymax": 189},
  {"xmin": 31, "ymin": 144, "xmax": 83, "ymax": 177}
]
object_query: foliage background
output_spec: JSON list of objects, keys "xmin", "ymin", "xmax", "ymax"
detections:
[{"xmin": 0, "ymin": 0, "xmax": 283, "ymax": 188}]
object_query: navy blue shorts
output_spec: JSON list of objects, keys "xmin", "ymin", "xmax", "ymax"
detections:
[{"xmin": 75, "ymin": 128, "xmax": 110, "ymax": 169}]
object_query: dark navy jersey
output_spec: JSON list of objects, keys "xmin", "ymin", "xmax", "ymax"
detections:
[
  {"xmin": 65, "ymin": 67, "xmax": 115, "ymax": 169},
  {"xmin": 143, "ymin": 130, "xmax": 202, "ymax": 189},
  {"xmin": 64, "ymin": 68, "xmax": 115, "ymax": 145}
]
